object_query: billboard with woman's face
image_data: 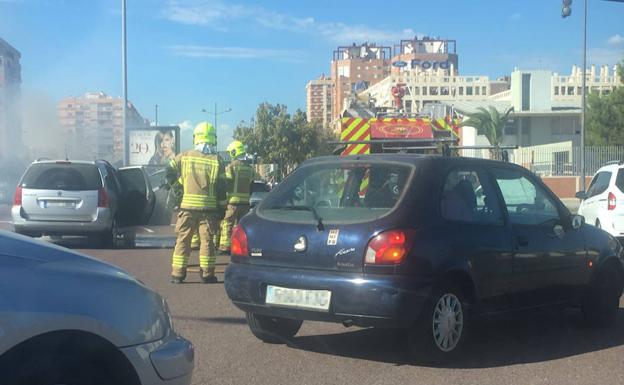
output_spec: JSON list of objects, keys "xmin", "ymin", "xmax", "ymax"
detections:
[{"xmin": 127, "ymin": 126, "xmax": 180, "ymax": 166}]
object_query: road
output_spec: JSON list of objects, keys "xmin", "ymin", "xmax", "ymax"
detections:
[{"xmin": 2, "ymin": 205, "xmax": 624, "ymax": 385}]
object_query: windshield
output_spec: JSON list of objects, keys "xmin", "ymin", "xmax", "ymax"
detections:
[{"xmin": 259, "ymin": 161, "xmax": 413, "ymax": 224}]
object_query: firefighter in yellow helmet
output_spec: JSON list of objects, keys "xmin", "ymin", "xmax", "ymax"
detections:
[
  {"xmin": 218, "ymin": 140, "xmax": 257, "ymax": 254},
  {"xmin": 166, "ymin": 122, "xmax": 226, "ymax": 283}
]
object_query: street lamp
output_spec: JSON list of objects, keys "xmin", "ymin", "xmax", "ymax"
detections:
[{"xmin": 201, "ymin": 102, "xmax": 232, "ymax": 145}]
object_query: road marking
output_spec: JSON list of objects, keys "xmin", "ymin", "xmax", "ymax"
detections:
[
  {"xmin": 140, "ymin": 226, "xmax": 155, "ymax": 233},
  {"xmin": 0, "ymin": 220, "xmax": 12, "ymax": 224}
]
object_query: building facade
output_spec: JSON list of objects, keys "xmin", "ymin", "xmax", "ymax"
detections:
[
  {"xmin": 58, "ymin": 92, "xmax": 146, "ymax": 163},
  {"xmin": 330, "ymin": 43, "xmax": 392, "ymax": 120},
  {"xmin": 391, "ymin": 37, "xmax": 459, "ymax": 76},
  {"xmin": 0, "ymin": 38, "xmax": 22, "ymax": 159},
  {"xmin": 305, "ymin": 75, "xmax": 333, "ymax": 127}
]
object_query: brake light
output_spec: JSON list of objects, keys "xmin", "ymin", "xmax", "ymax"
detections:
[
  {"xmin": 13, "ymin": 185, "xmax": 22, "ymax": 206},
  {"xmin": 231, "ymin": 225, "xmax": 249, "ymax": 257},
  {"xmin": 364, "ymin": 229, "xmax": 416, "ymax": 265},
  {"xmin": 608, "ymin": 192, "xmax": 616, "ymax": 211},
  {"xmin": 98, "ymin": 188, "xmax": 110, "ymax": 208}
]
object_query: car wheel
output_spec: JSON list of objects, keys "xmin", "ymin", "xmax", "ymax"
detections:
[
  {"xmin": 582, "ymin": 267, "xmax": 622, "ymax": 327},
  {"xmin": 100, "ymin": 219, "xmax": 119, "ymax": 248},
  {"xmin": 245, "ymin": 312, "xmax": 303, "ymax": 344},
  {"xmin": 407, "ymin": 284, "xmax": 468, "ymax": 364}
]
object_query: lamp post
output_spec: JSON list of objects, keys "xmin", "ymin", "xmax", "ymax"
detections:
[
  {"xmin": 121, "ymin": 0, "xmax": 128, "ymax": 166},
  {"xmin": 201, "ymin": 103, "xmax": 232, "ymax": 146}
]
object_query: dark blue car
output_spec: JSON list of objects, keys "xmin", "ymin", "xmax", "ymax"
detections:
[{"xmin": 224, "ymin": 154, "xmax": 624, "ymax": 363}]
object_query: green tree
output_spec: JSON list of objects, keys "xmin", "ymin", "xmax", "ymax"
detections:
[
  {"xmin": 586, "ymin": 57, "xmax": 624, "ymax": 145},
  {"xmin": 460, "ymin": 106, "xmax": 514, "ymax": 146},
  {"xmin": 234, "ymin": 103, "xmax": 336, "ymax": 179}
]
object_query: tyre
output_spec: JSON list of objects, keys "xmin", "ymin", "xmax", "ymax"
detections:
[
  {"xmin": 582, "ymin": 267, "xmax": 622, "ymax": 327},
  {"xmin": 99, "ymin": 218, "xmax": 119, "ymax": 248},
  {"xmin": 407, "ymin": 284, "xmax": 468, "ymax": 364},
  {"xmin": 245, "ymin": 312, "xmax": 303, "ymax": 344}
]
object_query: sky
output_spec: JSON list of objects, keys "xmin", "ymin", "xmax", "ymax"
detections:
[{"xmin": 1, "ymin": 0, "xmax": 623, "ymax": 150}]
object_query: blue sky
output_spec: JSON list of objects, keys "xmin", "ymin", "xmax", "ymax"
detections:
[{"xmin": 1, "ymin": 0, "xmax": 623, "ymax": 150}]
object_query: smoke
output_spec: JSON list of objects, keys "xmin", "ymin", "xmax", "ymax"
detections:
[{"xmin": 20, "ymin": 88, "xmax": 83, "ymax": 160}]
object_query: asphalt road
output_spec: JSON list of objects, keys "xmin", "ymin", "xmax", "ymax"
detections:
[{"xmin": 2, "ymin": 205, "xmax": 624, "ymax": 385}]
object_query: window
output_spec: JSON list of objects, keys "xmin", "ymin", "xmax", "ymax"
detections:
[
  {"xmin": 492, "ymin": 168, "xmax": 559, "ymax": 225},
  {"xmin": 554, "ymin": 87, "xmax": 559, "ymax": 95},
  {"xmin": 616, "ymin": 169, "xmax": 624, "ymax": 193},
  {"xmin": 466, "ymin": 86, "xmax": 473, "ymax": 96},
  {"xmin": 587, "ymin": 171, "xmax": 612, "ymax": 198},
  {"xmin": 259, "ymin": 162, "xmax": 413, "ymax": 224},
  {"xmin": 440, "ymin": 169, "xmax": 502, "ymax": 224},
  {"xmin": 475, "ymin": 86, "xmax": 480, "ymax": 95},
  {"xmin": 522, "ymin": 74, "xmax": 531, "ymax": 111},
  {"xmin": 459, "ymin": 87, "xmax": 464, "ymax": 96}
]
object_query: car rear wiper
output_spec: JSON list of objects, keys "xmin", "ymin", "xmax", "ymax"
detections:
[{"xmin": 269, "ymin": 205, "xmax": 325, "ymax": 231}]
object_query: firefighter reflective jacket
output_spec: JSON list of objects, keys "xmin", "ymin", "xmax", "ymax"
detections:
[
  {"xmin": 225, "ymin": 160, "xmax": 256, "ymax": 204},
  {"xmin": 166, "ymin": 150, "xmax": 226, "ymax": 211}
]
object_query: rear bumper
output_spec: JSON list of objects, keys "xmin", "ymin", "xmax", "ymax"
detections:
[
  {"xmin": 121, "ymin": 332, "xmax": 194, "ymax": 385},
  {"xmin": 11, "ymin": 205, "xmax": 113, "ymax": 235},
  {"xmin": 224, "ymin": 262, "xmax": 432, "ymax": 328}
]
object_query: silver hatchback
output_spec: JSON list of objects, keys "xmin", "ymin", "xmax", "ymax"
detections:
[{"xmin": 11, "ymin": 160, "xmax": 155, "ymax": 245}]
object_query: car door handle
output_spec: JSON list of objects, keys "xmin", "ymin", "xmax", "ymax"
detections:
[{"xmin": 516, "ymin": 236, "xmax": 529, "ymax": 247}]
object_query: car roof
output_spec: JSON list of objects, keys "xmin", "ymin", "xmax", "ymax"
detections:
[
  {"xmin": 301, "ymin": 153, "xmax": 525, "ymax": 170},
  {"xmin": 595, "ymin": 163, "xmax": 624, "ymax": 174}
]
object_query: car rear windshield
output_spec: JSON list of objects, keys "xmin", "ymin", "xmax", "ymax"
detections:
[
  {"xmin": 258, "ymin": 161, "xmax": 413, "ymax": 224},
  {"xmin": 21, "ymin": 163, "xmax": 102, "ymax": 191}
]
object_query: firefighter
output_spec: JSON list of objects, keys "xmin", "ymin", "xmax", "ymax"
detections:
[
  {"xmin": 166, "ymin": 122, "xmax": 226, "ymax": 284},
  {"xmin": 218, "ymin": 140, "xmax": 256, "ymax": 254}
]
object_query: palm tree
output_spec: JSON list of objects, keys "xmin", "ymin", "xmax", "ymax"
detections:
[{"xmin": 461, "ymin": 106, "xmax": 514, "ymax": 146}]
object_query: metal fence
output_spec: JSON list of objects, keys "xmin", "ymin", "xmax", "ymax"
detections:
[{"xmin": 462, "ymin": 145, "xmax": 624, "ymax": 177}]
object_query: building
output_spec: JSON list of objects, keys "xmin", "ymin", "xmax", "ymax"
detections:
[
  {"xmin": 448, "ymin": 65, "xmax": 621, "ymax": 147},
  {"xmin": 360, "ymin": 69, "xmax": 507, "ymax": 115},
  {"xmin": 330, "ymin": 43, "xmax": 392, "ymax": 120},
  {"xmin": 58, "ymin": 92, "xmax": 146, "ymax": 163},
  {"xmin": 391, "ymin": 36, "xmax": 458, "ymax": 76},
  {"xmin": 305, "ymin": 75, "xmax": 333, "ymax": 127},
  {"xmin": 0, "ymin": 38, "xmax": 22, "ymax": 159}
]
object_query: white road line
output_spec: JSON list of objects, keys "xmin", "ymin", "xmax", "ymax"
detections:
[
  {"xmin": 140, "ymin": 226, "xmax": 155, "ymax": 233},
  {"xmin": 0, "ymin": 220, "xmax": 12, "ymax": 224}
]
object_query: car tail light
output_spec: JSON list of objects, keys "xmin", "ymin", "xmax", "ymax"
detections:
[
  {"xmin": 231, "ymin": 225, "xmax": 249, "ymax": 257},
  {"xmin": 608, "ymin": 192, "xmax": 616, "ymax": 211},
  {"xmin": 98, "ymin": 188, "xmax": 110, "ymax": 208},
  {"xmin": 13, "ymin": 185, "xmax": 22, "ymax": 206},
  {"xmin": 364, "ymin": 229, "xmax": 416, "ymax": 265}
]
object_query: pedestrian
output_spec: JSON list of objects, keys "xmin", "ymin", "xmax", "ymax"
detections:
[
  {"xmin": 218, "ymin": 140, "xmax": 257, "ymax": 254},
  {"xmin": 166, "ymin": 122, "xmax": 226, "ymax": 283}
]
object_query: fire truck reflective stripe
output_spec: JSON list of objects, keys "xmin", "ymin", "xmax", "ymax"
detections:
[{"xmin": 341, "ymin": 118, "xmax": 367, "ymax": 142}]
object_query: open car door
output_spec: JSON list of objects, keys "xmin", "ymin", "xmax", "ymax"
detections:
[{"xmin": 117, "ymin": 166, "xmax": 156, "ymax": 226}]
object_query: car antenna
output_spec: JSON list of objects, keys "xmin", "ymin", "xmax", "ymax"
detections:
[{"xmin": 65, "ymin": 143, "xmax": 69, "ymax": 161}]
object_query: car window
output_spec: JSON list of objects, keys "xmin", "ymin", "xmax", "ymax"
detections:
[
  {"xmin": 21, "ymin": 163, "xmax": 102, "ymax": 191},
  {"xmin": 492, "ymin": 168, "xmax": 560, "ymax": 225},
  {"xmin": 440, "ymin": 169, "xmax": 502, "ymax": 225},
  {"xmin": 587, "ymin": 171, "xmax": 612, "ymax": 198},
  {"xmin": 259, "ymin": 162, "xmax": 413, "ymax": 224},
  {"xmin": 616, "ymin": 169, "xmax": 624, "ymax": 194}
]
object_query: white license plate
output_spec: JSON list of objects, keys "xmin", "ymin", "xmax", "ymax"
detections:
[
  {"xmin": 265, "ymin": 285, "xmax": 331, "ymax": 312},
  {"xmin": 46, "ymin": 201, "xmax": 75, "ymax": 208}
]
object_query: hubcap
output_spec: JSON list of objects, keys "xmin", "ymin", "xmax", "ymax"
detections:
[{"xmin": 432, "ymin": 293, "xmax": 463, "ymax": 352}]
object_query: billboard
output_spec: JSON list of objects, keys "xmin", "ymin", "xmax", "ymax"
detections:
[{"xmin": 127, "ymin": 126, "xmax": 180, "ymax": 166}]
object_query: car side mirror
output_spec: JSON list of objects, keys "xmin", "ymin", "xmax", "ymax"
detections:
[
  {"xmin": 575, "ymin": 191, "xmax": 587, "ymax": 200},
  {"xmin": 571, "ymin": 215, "xmax": 585, "ymax": 230}
]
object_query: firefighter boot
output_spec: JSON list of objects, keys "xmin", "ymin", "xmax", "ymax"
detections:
[
  {"xmin": 170, "ymin": 266, "xmax": 187, "ymax": 284},
  {"xmin": 199, "ymin": 267, "xmax": 218, "ymax": 284}
]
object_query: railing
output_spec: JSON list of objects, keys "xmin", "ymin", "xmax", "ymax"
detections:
[{"xmin": 462, "ymin": 144, "xmax": 624, "ymax": 177}]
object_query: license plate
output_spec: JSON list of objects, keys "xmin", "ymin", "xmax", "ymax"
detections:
[
  {"xmin": 45, "ymin": 201, "xmax": 75, "ymax": 208},
  {"xmin": 265, "ymin": 285, "xmax": 331, "ymax": 312}
]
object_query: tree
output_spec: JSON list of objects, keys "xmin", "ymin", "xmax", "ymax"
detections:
[
  {"xmin": 460, "ymin": 106, "xmax": 514, "ymax": 146},
  {"xmin": 234, "ymin": 103, "xmax": 337, "ymax": 179},
  {"xmin": 586, "ymin": 57, "xmax": 624, "ymax": 145}
]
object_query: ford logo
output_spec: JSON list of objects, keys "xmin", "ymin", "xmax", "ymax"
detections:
[{"xmin": 392, "ymin": 60, "xmax": 408, "ymax": 68}]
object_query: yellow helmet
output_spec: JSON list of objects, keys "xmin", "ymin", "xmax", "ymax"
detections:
[
  {"xmin": 193, "ymin": 122, "xmax": 216, "ymax": 145},
  {"xmin": 227, "ymin": 140, "xmax": 246, "ymax": 159}
]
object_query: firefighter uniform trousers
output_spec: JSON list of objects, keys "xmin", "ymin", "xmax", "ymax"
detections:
[
  {"xmin": 172, "ymin": 210, "xmax": 221, "ymax": 276},
  {"xmin": 219, "ymin": 203, "xmax": 249, "ymax": 252}
]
